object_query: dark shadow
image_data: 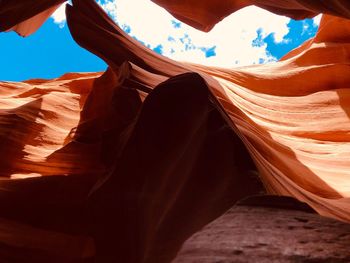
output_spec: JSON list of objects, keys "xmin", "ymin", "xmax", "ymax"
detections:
[
  {"xmin": 67, "ymin": 0, "xmax": 342, "ymax": 198},
  {"xmin": 0, "ymin": 66, "xmax": 143, "ymax": 235},
  {"xmin": 0, "ymin": 98, "xmax": 44, "ymax": 175},
  {"xmin": 63, "ymin": 1, "xmax": 344, "ymax": 262},
  {"xmin": 0, "ymin": 1, "xmax": 344, "ymax": 262},
  {"xmin": 0, "ymin": 97, "xmax": 93, "ymax": 234},
  {"xmin": 87, "ymin": 72, "xmax": 264, "ymax": 262}
]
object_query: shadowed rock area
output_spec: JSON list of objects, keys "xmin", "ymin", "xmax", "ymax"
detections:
[
  {"xmin": 174, "ymin": 196, "xmax": 350, "ymax": 263},
  {"xmin": 2, "ymin": 0, "xmax": 350, "ymax": 261}
]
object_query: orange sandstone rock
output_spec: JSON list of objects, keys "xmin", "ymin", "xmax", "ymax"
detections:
[{"xmin": 1, "ymin": 0, "xmax": 350, "ymax": 261}]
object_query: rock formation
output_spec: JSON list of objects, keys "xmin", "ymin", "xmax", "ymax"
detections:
[{"xmin": 1, "ymin": 0, "xmax": 350, "ymax": 262}]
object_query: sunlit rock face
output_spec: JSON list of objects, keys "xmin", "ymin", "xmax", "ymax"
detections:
[{"xmin": 1, "ymin": 0, "xmax": 350, "ymax": 262}]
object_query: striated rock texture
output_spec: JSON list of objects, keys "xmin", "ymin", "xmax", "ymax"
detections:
[
  {"xmin": 152, "ymin": 0, "xmax": 350, "ymax": 31},
  {"xmin": 0, "ymin": 0, "xmax": 350, "ymax": 262},
  {"xmin": 69, "ymin": 0, "xmax": 350, "ymax": 222}
]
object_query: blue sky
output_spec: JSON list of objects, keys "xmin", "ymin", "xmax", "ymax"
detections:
[{"xmin": 0, "ymin": 1, "xmax": 320, "ymax": 81}]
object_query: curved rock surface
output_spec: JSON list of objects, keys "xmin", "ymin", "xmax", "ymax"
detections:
[
  {"xmin": 0, "ymin": 0, "xmax": 350, "ymax": 262},
  {"xmin": 67, "ymin": 0, "xmax": 350, "ymax": 222},
  {"xmin": 0, "ymin": 0, "xmax": 65, "ymax": 36},
  {"xmin": 152, "ymin": 0, "xmax": 350, "ymax": 31}
]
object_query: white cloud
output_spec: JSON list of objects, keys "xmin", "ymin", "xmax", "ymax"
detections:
[
  {"xmin": 50, "ymin": 0, "xmax": 296, "ymax": 67},
  {"xmin": 51, "ymin": 3, "xmax": 67, "ymax": 28},
  {"xmin": 302, "ymin": 20, "xmax": 310, "ymax": 35},
  {"xmin": 99, "ymin": 0, "xmax": 291, "ymax": 67},
  {"xmin": 313, "ymin": 14, "xmax": 322, "ymax": 26}
]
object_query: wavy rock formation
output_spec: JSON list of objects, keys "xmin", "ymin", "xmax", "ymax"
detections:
[
  {"xmin": 0, "ymin": 0, "xmax": 65, "ymax": 36},
  {"xmin": 152, "ymin": 0, "xmax": 350, "ymax": 31},
  {"xmin": 1, "ymin": 0, "xmax": 350, "ymax": 262},
  {"xmin": 65, "ymin": 0, "xmax": 350, "ymax": 222}
]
